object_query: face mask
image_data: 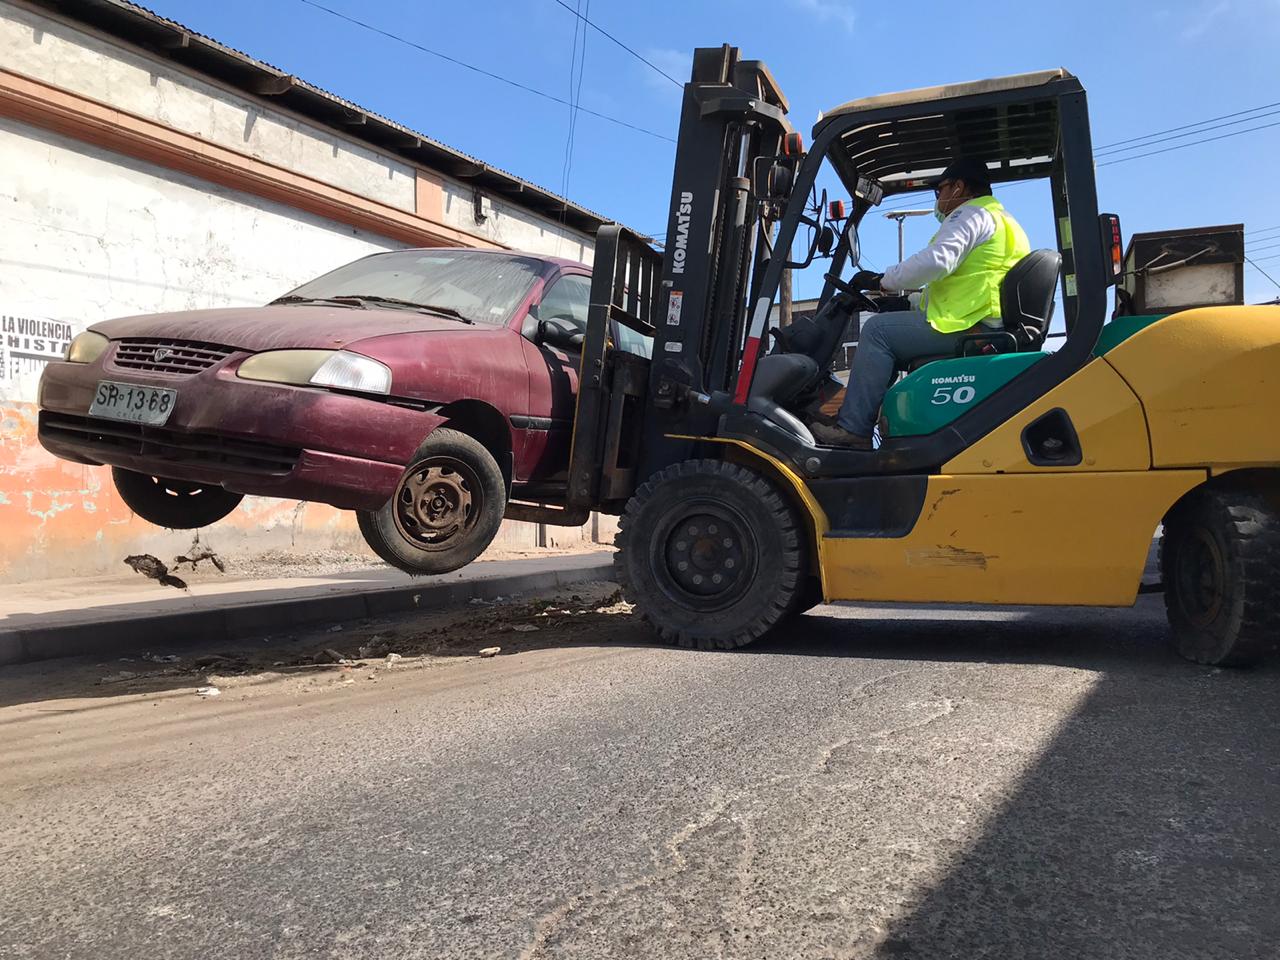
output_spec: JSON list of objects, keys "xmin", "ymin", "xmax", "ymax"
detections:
[{"xmin": 933, "ymin": 200, "xmax": 946, "ymax": 223}]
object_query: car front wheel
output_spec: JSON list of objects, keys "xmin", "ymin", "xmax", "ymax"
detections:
[
  {"xmin": 112, "ymin": 467, "xmax": 244, "ymax": 529},
  {"xmin": 358, "ymin": 428, "xmax": 506, "ymax": 576}
]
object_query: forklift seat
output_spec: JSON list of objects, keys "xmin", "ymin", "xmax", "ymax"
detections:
[
  {"xmin": 904, "ymin": 248, "xmax": 1062, "ymax": 372},
  {"xmin": 747, "ymin": 353, "xmax": 819, "ymax": 442}
]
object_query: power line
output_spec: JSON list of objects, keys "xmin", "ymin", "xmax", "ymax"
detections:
[
  {"xmin": 1246, "ymin": 224, "xmax": 1280, "ymax": 237},
  {"xmin": 559, "ymin": 0, "xmax": 588, "ymax": 197},
  {"xmin": 1095, "ymin": 107, "xmax": 1280, "ymax": 158},
  {"xmin": 550, "ymin": 0, "xmax": 682, "ymax": 87},
  {"xmin": 296, "ymin": 0, "xmax": 674, "ymax": 143},
  {"xmin": 1097, "ymin": 119, "xmax": 1280, "ymax": 167},
  {"xmin": 1245, "ymin": 254, "xmax": 1280, "ymax": 290},
  {"xmin": 1094, "ymin": 99, "xmax": 1280, "ymax": 151},
  {"xmin": 1248, "ymin": 239, "xmax": 1280, "ymax": 253}
]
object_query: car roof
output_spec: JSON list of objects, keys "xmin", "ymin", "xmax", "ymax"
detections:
[{"xmin": 382, "ymin": 247, "xmax": 589, "ymax": 272}]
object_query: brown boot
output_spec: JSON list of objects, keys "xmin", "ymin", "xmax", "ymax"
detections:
[{"xmin": 810, "ymin": 421, "xmax": 873, "ymax": 449}]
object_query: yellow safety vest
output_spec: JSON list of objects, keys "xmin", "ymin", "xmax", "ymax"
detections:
[{"xmin": 922, "ymin": 195, "xmax": 1030, "ymax": 334}]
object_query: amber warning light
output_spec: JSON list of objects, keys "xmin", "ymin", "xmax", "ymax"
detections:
[{"xmin": 1100, "ymin": 213, "xmax": 1123, "ymax": 283}]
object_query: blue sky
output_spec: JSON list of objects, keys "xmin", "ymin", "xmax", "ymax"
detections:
[{"xmin": 145, "ymin": 0, "xmax": 1280, "ymax": 302}]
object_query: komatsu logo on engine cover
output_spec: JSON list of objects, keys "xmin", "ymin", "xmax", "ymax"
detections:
[
  {"xmin": 930, "ymin": 374, "xmax": 977, "ymax": 385},
  {"xmin": 672, "ymin": 192, "xmax": 693, "ymax": 274}
]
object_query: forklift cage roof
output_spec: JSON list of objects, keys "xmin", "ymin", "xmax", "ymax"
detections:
[{"xmin": 814, "ymin": 69, "xmax": 1074, "ymax": 199}]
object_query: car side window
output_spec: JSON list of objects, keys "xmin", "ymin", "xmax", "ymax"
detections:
[{"xmin": 537, "ymin": 275, "xmax": 591, "ymax": 337}]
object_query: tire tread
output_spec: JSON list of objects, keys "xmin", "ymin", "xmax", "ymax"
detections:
[
  {"xmin": 614, "ymin": 459, "xmax": 805, "ymax": 650},
  {"xmin": 1162, "ymin": 488, "xmax": 1280, "ymax": 666}
]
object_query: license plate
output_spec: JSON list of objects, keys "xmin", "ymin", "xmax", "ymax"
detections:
[{"xmin": 89, "ymin": 380, "xmax": 177, "ymax": 426}]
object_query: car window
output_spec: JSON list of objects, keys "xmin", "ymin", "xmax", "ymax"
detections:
[
  {"xmin": 280, "ymin": 251, "xmax": 543, "ymax": 326},
  {"xmin": 538, "ymin": 275, "xmax": 591, "ymax": 335},
  {"xmin": 613, "ymin": 322, "xmax": 654, "ymax": 359}
]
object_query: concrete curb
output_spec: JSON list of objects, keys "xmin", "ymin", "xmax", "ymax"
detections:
[{"xmin": 0, "ymin": 555, "xmax": 614, "ymax": 667}]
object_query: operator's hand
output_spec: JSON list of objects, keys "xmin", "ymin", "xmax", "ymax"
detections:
[{"xmin": 849, "ymin": 270, "xmax": 885, "ymax": 292}]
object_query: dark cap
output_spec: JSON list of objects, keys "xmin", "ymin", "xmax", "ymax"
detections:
[{"xmin": 932, "ymin": 157, "xmax": 993, "ymax": 194}]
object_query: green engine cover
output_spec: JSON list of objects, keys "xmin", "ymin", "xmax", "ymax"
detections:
[
  {"xmin": 883, "ymin": 352, "xmax": 1046, "ymax": 437},
  {"xmin": 879, "ymin": 316, "xmax": 1168, "ymax": 438}
]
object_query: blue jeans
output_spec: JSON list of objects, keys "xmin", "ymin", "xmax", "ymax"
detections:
[{"xmin": 837, "ymin": 310, "xmax": 969, "ymax": 436}]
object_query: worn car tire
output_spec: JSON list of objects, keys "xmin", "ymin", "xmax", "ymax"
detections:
[
  {"xmin": 112, "ymin": 467, "xmax": 243, "ymax": 529},
  {"xmin": 615, "ymin": 459, "xmax": 806, "ymax": 650},
  {"xmin": 1161, "ymin": 487, "xmax": 1280, "ymax": 667},
  {"xmin": 358, "ymin": 428, "xmax": 506, "ymax": 576}
]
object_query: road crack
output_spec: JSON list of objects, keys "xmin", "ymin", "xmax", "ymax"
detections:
[{"xmin": 518, "ymin": 796, "xmax": 735, "ymax": 959}]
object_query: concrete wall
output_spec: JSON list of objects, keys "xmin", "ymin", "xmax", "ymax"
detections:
[
  {"xmin": 0, "ymin": 0, "xmax": 604, "ymax": 582},
  {"xmin": 441, "ymin": 180, "xmax": 594, "ymax": 266}
]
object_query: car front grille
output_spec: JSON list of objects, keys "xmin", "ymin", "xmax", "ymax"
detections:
[
  {"xmin": 40, "ymin": 412, "xmax": 301, "ymax": 476},
  {"xmin": 111, "ymin": 338, "xmax": 237, "ymax": 376}
]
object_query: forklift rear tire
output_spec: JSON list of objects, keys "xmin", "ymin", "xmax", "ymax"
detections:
[
  {"xmin": 1161, "ymin": 488, "xmax": 1280, "ymax": 667},
  {"xmin": 615, "ymin": 459, "xmax": 806, "ymax": 649}
]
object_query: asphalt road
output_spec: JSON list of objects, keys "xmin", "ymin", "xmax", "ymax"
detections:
[{"xmin": 2, "ymin": 585, "xmax": 1278, "ymax": 959}]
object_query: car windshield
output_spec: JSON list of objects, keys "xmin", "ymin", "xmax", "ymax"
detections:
[{"xmin": 278, "ymin": 251, "xmax": 544, "ymax": 325}]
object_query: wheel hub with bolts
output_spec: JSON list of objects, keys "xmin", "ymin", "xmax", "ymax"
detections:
[
  {"xmin": 395, "ymin": 461, "xmax": 476, "ymax": 546},
  {"xmin": 655, "ymin": 502, "xmax": 757, "ymax": 609},
  {"xmin": 1174, "ymin": 526, "xmax": 1226, "ymax": 628},
  {"xmin": 666, "ymin": 513, "xmax": 746, "ymax": 597}
]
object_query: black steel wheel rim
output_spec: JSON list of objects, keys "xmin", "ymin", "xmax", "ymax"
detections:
[
  {"xmin": 393, "ymin": 456, "xmax": 481, "ymax": 551},
  {"xmin": 649, "ymin": 498, "xmax": 758, "ymax": 612},
  {"xmin": 1174, "ymin": 527, "xmax": 1226, "ymax": 628}
]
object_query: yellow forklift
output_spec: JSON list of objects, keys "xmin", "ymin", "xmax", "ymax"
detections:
[{"xmin": 523, "ymin": 48, "xmax": 1280, "ymax": 665}]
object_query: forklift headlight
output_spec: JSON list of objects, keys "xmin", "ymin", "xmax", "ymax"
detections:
[
  {"xmin": 237, "ymin": 349, "xmax": 391, "ymax": 394},
  {"xmin": 65, "ymin": 331, "xmax": 109, "ymax": 364}
]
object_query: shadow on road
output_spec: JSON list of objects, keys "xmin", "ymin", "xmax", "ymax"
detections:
[{"xmin": 758, "ymin": 603, "xmax": 1280, "ymax": 959}]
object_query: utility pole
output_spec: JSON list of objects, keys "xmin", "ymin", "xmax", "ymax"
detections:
[
  {"xmin": 779, "ymin": 266, "xmax": 793, "ymax": 326},
  {"xmin": 883, "ymin": 209, "xmax": 934, "ymax": 262}
]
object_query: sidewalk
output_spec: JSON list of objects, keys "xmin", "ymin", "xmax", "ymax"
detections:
[{"xmin": 0, "ymin": 552, "xmax": 615, "ymax": 666}]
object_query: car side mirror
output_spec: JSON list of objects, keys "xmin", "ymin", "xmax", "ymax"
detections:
[{"xmin": 538, "ymin": 317, "xmax": 585, "ymax": 351}]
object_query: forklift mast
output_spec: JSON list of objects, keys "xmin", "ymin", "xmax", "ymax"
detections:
[
  {"xmin": 565, "ymin": 45, "xmax": 795, "ymax": 513},
  {"xmin": 641, "ymin": 46, "xmax": 794, "ymax": 476}
]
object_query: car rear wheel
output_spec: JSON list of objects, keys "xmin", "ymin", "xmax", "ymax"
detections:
[
  {"xmin": 1162, "ymin": 487, "xmax": 1280, "ymax": 666},
  {"xmin": 358, "ymin": 428, "xmax": 506, "ymax": 576},
  {"xmin": 112, "ymin": 467, "xmax": 244, "ymax": 529}
]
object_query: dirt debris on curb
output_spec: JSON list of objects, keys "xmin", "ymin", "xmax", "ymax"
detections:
[{"xmin": 64, "ymin": 582, "xmax": 639, "ymax": 702}]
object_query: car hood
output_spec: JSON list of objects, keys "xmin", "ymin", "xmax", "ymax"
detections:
[{"xmin": 92, "ymin": 305, "xmax": 481, "ymax": 352}]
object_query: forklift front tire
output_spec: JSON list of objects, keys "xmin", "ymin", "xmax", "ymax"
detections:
[
  {"xmin": 615, "ymin": 459, "xmax": 806, "ymax": 649},
  {"xmin": 1161, "ymin": 488, "xmax": 1280, "ymax": 667}
]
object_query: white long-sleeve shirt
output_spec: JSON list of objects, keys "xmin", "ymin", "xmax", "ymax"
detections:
[{"xmin": 880, "ymin": 204, "xmax": 997, "ymax": 294}]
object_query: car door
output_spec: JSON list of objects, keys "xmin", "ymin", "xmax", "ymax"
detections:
[{"xmin": 518, "ymin": 272, "xmax": 590, "ymax": 480}]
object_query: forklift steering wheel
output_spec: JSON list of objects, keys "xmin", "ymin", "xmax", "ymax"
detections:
[{"xmin": 824, "ymin": 273, "xmax": 881, "ymax": 313}]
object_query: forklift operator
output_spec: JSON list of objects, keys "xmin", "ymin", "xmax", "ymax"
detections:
[{"xmin": 810, "ymin": 158, "xmax": 1030, "ymax": 449}]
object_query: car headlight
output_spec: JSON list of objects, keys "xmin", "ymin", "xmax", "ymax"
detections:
[
  {"xmin": 237, "ymin": 349, "xmax": 392, "ymax": 395},
  {"xmin": 66, "ymin": 331, "xmax": 109, "ymax": 364}
]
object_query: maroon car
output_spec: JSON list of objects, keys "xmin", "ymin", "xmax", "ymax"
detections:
[{"xmin": 38, "ymin": 248, "xmax": 649, "ymax": 574}]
